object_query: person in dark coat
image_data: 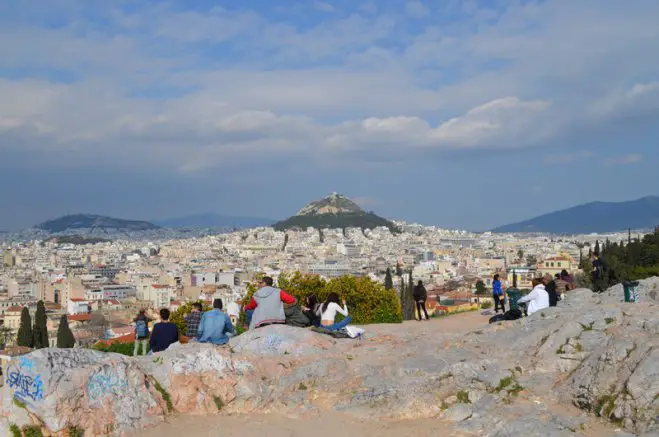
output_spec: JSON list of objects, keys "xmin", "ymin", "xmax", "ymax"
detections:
[
  {"xmin": 543, "ymin": 274, "xmax": 559, "ymax": 307},
  {"xmin": 413, "ymin": 280, "xmax": 429, "ymax": 321},
  {"xmin": 149, "ymin": 308, "xmax": 179, "ymax": 353}
]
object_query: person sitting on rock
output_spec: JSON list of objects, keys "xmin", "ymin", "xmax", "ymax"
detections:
[
  {"xmin": 184, "ymin": 302, "xmax": 204, "ymax": 340},
  {"xmin": 198, "ymin": 298, "xmax": 235, "ymax": 345},
  {"xmin": 517, "ymin": 278, "xmax": 550, "ymax": 316},
  {"xmin": 302, "ymin": 294, "xmax": 321, "ymax": 328},
  {"xmin": 244, "ymin": 276, "xmax": 297, "ymax": 330},
  {"xmin": 149, "ymin": 308, "xmax": 179, "ymax": 353},
  {"xmin": 543, "ymin": 274, "xmax": 560, "ymax": 307},
  {"xmin": 318, "ymin": 292, "xmax": 352, "ymax": 331}
]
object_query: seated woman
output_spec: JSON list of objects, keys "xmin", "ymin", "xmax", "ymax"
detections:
[
  {"xmin": 302, "ymin": 294, "xmax": 321, "ymax": 327},
  {"xmin": 318, "ymin": 293, "xmax": 352, "ymax": 331}
]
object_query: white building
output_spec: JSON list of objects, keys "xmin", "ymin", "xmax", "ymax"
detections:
[
  {"xmin": 68, "ymin": 298, "xmax": 90, "ymax": 315},
  {"xmin": 7, "ymin": 281, "xmax": 37, "ymax": 299},
  {"xmin": 337, "ymin": 242, "xmax": 360, "ymax": 257}
]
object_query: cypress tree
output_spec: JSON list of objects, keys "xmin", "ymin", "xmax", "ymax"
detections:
[
  {"xmin": 17, "ymin": 307, "xmax": 33, "ymax": 348},
  {"xmin": 594, "ymin": 240, "xmax": 600, "ymax": 256},
  {"xmin": 384, "ymin": 268, "xmax": 394, "ymax": 290},
  {"xmin": 32, "ymin": 300, "xmax": 49, "ymax": 349},
  {"xmin": 57, "ymin": 314, "xmax": 75, "ymax": 348}
]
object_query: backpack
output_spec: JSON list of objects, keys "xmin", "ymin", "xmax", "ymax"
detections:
[{"xmin": 135, "ymin": 319, "xmax": 148, "ymax": 338}]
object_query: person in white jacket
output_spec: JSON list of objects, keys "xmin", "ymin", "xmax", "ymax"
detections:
[{"xmin": 517, "ymin": 279, "xmax": 550, "ymax": 316}]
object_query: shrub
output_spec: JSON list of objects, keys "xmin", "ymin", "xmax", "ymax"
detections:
[
  {"xmin": 247, "ymin": 272, "xmax": 403, "ymax": 324},
  {"xmin": 92, "ymin": 341, "xmax": 149, "ymax": 356},
  {"xmin": 170, "ymin": 301, "xmax": 212, "ymax": 336},
  {"xmin": 480, "ymin": 301, "xmax": 493, "ymax": 309}
]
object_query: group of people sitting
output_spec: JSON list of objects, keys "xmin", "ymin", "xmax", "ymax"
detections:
[
  {"xmin": 133, "ymin": 276, "xmax": 354, "ymax": 355},
  {"xmin": 491, "ymin": 270, "xmax": 576, "ymax": 318},
  {"xmin": 244, "ymin": 276, "xmax": 353, "ymax": 331}
]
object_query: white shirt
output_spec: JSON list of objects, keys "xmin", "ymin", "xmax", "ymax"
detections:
[
  {"xmin": 318, "ymin": 302, "xmax": 349, "ymax": 322},
  {"xmin": 517, "ymin": 284, "xmax": 550, "ymax": 315}
]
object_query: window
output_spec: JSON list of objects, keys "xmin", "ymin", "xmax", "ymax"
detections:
[{"xmin": 557, "ymin": 263, "xmax": 562, "ymax": 267}]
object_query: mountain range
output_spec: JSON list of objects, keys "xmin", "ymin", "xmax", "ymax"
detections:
[
  {"xmin": 273, "ymin": 192, "xmax": 398, "ymax": 232},
  {"xmin": 491, "ymin": 196, "xmax": 659, "ymax": 234},
  {"xmin": 154, "ymin": 213, "xmax": 274, "ymax": 229}
]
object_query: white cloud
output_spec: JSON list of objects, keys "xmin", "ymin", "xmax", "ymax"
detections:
[
  {"xmin": 405, "ymin": 1, "xmax": 429, "ymax": 19},
  {"xmin": 314, "ymin": 1, "xmax": 335, "ymax": 13},
  {"xmin": 605, "ymin": 154, "xmax": 643, "ymax": 166}
]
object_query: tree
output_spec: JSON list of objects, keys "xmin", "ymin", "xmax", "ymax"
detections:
[
  {"xmin": 400, "ymin": 271, "xmax": 415, "ymax": 320},
  {"xmin": 594, "ymin": 240, "xmax": 600, "ymax": 256},
  {"xmin": 475, "ymin": 280, "xmax": 488, "ymax": 295},
  {"xmin": 395, "ymin": 263, "xmax": 403, "ymax": 277},
  {"xmin": 0, "ymin": 326, "xmax": 15, "ymax": 348},
  {"xmin": 17, "ymin": 307, "xmax": 33, "ymax": 348},
  {"xmin": 526, "ymin": 255, "xmax": 538, "ymax": 267},
  {"xmin": 57, "ymin": 314, "xmax": 75, "ymax": 348},
  {"xmin": 384, "ymin": 268, "xmax": 394, "ymax": 291},
  {"xmin": 517, "ymin": 249, "xmax": 524, "ymax": 262},
  {"xmin": 32, "ymin": 300, "xmax": 49, "ymax": 349}
]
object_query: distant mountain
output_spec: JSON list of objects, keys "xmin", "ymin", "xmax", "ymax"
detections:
[
  {"xmin": 273, "ymin": 193, "xmax": 398, "ymax": 232},
  {"xmin": 155, "ymin": 213, "xmax": 275, "ymax": 229},
  {"xmin": 36, "ymin": 214, "xmax": 159, "ymax": 233},
  {"xmin": 491, "ymin": 196, "xmax": 659, "ymax": 234}
]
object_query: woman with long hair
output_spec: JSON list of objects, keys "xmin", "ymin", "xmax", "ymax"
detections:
[
  {"xmin": 492, "ymin": 274, "xmax": 505, "ymax": 314},
  {"xmin": 317, "ymin": 292, "xmax": 352, "ymax": 331},
  {"xmin": 302, "ymin": 294, "xmax": 321, "ymax": 327}
]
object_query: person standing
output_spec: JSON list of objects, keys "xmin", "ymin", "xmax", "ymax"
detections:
[
  {"xmin": 492, "ymin": 274, "xmax": 506, "ymax": 314},
  {"xmin": 319, "ymin": 293, "xmax": 352, "ymax": 331},
  {"xmin": 149, "ymin": 308, "xmax": 179, "ymax": 353},
  {"xmin": 184, "ymin": 302, "xmax": 204, "ymax": 341},
  {"xmin": 413, "ymin": 280, "xmax": 429, "ymax": 321},
  {"xmin": 198, "ymin": 299, "xmax": 234, "ymax": 345},
  {"xmin": 133, "ymin": 309, "xmax": 151, "ymax": 356},
  {"xmin": 591, "ymin": 254, "xmax": 605, "ymax": 293},
  {"xmin": 244, "ymin": 276, "xmax": 296, "ymax": 330}
]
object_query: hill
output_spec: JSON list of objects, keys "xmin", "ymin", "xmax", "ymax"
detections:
[
  {"xmin": 36, "ymin": 214, "xmax": 159, "ymax": 233},
  {"xmin": 273, "ymin": 193, "xmax": 398, "ymax": 232},
  {"xmin": 491, "ymin": 196, "xmax": 659, "ymax": 234},
  {"xmin": 155, "ymin": 213, "xmax": 274, "ymax": 229}
]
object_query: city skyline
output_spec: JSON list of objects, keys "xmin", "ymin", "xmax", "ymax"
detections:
[{"xmin": 1, "ymin": 0, "xmax": 658, "ymax": 231}]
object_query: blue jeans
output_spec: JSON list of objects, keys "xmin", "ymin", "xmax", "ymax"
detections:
[
  {"xmin": 245, "ymin": 309, "xmax": 254, "ymax": 326},
  {"xmin": 324, "ymin": 316, "xmax": 353, "ymax": 331}
]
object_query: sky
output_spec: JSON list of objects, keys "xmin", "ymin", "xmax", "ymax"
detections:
[{"xmin": 1, "ymin": 0, "xmax": 658, "ymax": 231}]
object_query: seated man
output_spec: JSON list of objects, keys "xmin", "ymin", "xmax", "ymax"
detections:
[
  {"xmin": 198, "ymin": 298, "xmax": 235, "ymax": 345},
  {"xmin": 149, "ymin": 308, "xmax": 179, "ymax": 353},
  {"xmin": 244, "ymin": 276, "xmax": 296, "ymax": 330},
  {"xmin": 517, "ymin": 278, "xmax": 550, "ymax": 316}
]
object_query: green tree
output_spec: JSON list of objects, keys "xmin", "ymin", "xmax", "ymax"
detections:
[
  {"xmin": 57, "ymin": 314, "xmax": 75, "ymax": 348},
  {"xmin": 384, "ymin": 268, "xmax": 394, "ymax": 291},
  {"xmin": 517, "ymin": 249, "xmax": 524, "ymax": 262},
  {"xmin": 0, "ymin": 326, "xmax": 15, "ymax": 348},
  {"xmin": 32, "ymin": 301, "xmax": 48, "ymax": 349},
  {"xmin": 171, "ymin": 301, "xmax": 212, "ymax": 335},
  {"xmin": 475, "ymin": 280, "xmax": 488, "ymax": 295},
  {"xmin": 17, "ymin": 307, "xmax": 33, "ymax": 348},
  {"xmin": 526, "ymin": 255, "xmax": 538, "ymax": 267},
  {"xmin": 594, "ymin": 240, "xmax": 600, "ymax": 256},
  {"xmin": 400, "ymin": 271, "xmax": 415, "ymax": 320}
]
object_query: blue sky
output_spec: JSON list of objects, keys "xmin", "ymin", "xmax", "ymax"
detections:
[{"xmin": 1, "ymin": 0, "xmax": 658, "ymax": 231}]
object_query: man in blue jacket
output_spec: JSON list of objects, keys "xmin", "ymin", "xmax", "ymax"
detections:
[{"xmin": 198, "ymin": 298, "xmax": 235, "ymax": 345}]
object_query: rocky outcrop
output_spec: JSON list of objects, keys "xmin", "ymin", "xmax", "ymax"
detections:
[{"xmin": 1, "ymin": 279, "xmax": 658, "ymax": 436}]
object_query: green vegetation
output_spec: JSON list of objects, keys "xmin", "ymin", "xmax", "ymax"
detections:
[
  {"xmin": 494, "ymin": 376, "xmax": 513, "ymax": 392},
  {"xmin": 493, "ymin": 375, "xmax": 525, "ymax": 397},
  {"xmin": 475, "ymin": 280, "xmax": 488, "ymax": 295},
  {"xmin": 298, "ymin": 382, "xmax": 308, "ymax": 390},
  {"xmin": 17, "ymin": 307, "xmax": 33, "ymax": 348},
  {"xmin": 92, "ymin": 341, "xmax": 150, "ymax": 356},
  {"xmin": 596, "ymin": 395, "xmax": 617, "ymax": 418},
  {"xmin": 213, "ymin": 395, "xmax": 225, "ymax": 411},
  {"xmin": 384, "ymin": 268, "xmax": 394, "ymax": 291},
  {"xmin": 57, "ymin": 314, "xmax": 76, "ymax": 348},
  {"xmin": 480, "ymin": 301, "xmax": 493, "ymax": 309},
  {"xmin": 579, "ymin": 322, "xmax": 594, "ymax": 331},
  {"xmin": 32, "ymin": 301, "xmax": 49, "ymax": 349},
  {"xmin": 273, "ymin": 211, "xmax": 399, "ymax": 233},
  {"xmin": 170, "ymin": 301, "xmax": 212, "ymax": 336},
  {"xmin": 456, "ymin": 390, "xmax": 471, "ymax": 404},
  {"xmin": 13, "ymin": 398, "xmax": 26, "ymax": 409},
  {"xmin": 605, "ymin": 317, "xmax": 616, "ymax": 325},
  {"xmin": 21, "ymin": 425, "xmax": 44, "ymax": 437},
  {"xmin": 9, "ymin": 424, "xmax": 21, "ymax": 437},
  {"xmin": 152, "ymin": 378, "xmax": 174, "ymax": 413},
  {"xmin": 68, "ymin": 426, "xmax": 84, "ymax": 437}
]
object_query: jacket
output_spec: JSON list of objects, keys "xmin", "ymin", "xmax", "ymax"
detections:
[
  {"xmin": 492, "ymin": 280, "xmax": 503, "ymax": 296},
  {"xmin": 198, "ymin": 309, "xmax": 234, "ymax": 345},
  {"xmin": 245, "ymin": 286, "xmax": 296, "ymax": 330},
  {"xmin": 413, "ymin": 285, "xmax": 427, "ymax": 301},
  {"xmin": 149, "ymin": 322, "xmax": 179, "ymax": 353},
  {"xmin": 517, "ymin": 284, "xmax": 550, "ymax": 315}
]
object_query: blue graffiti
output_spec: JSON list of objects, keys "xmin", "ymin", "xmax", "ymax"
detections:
[
  {"xmin": 87, "ymin": 371, "xmax": 128, "ymax": 402},
  {"xmin": 7, "ymin": 371, "xmax": 44, "ymax": 402},
  {"xmin": 19, "ymin": 357, "xmax": 34, "ymax": 370}
]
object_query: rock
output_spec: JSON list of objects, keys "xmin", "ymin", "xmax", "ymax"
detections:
[
  {"xmin": 229, "ymin": 324, "xmax": 336, "ymax": 357},
  {"xmin": 442, "ymin": 403, "xmax": 473, "ymax": 422}
]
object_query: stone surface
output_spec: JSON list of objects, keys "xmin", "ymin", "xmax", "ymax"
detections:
[{"xmin": 1, "ymin": 279, "xmax": 658, "ymax": 436}]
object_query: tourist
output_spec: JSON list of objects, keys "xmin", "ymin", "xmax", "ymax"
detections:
[
  {"xmin": 543, "ymin": 274, "xmax": 560, "ymax": 307},
  {"xmin": 517, "ymin": 278, "xmax": 549, "ymax": 316},
  {"xmin": 133, "ymin": 309, "xmax": 151, "ymax": 356},
  {"xmin": 591, "ymin": 253, "xmax": 605, "ymax": 293},
  {"xmin": 413, "ymin": 280, "xmax": 429, "ymax": 321},
  {"xmin": 149, "ymin": 308, "xmax": 179, "ymax": 353},
  {"xmin": 244, "ymin": 276, "xmax": 297, "ymax": 330},
  {"xmin": 302, "ymin": 294, "xmax": 321, "ymax": 327},
  {"xmin": 184, "ymin": 302, "xmax": 204, "ymax": 340},
  {"xmin": 492, "ymin": 274, "xmax": 505, "ymax": 314},
  {"xmin": 319, "ymin": 292, "xmax": 352, "ymax": 331},
  {"xmin": 560, "ymin": 269, "xmax": 574, "ymax": 287},
  {"xmin": 555, "ymin": 273, "xmax": 570, "ymax": 299},
  {"xmin": 198, "ymin": 299, "xmax": 235, "ymax": 345}
]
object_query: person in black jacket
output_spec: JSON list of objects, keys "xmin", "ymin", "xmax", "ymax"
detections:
[
  {"xmin": 413, "ymin": 280, "xmax": 429, "ymax": 321},
  {"xmin": 543, "ymin": 274, "xmax": 559, "ymax": 307},
  {"xmin": 149, "ymin": 308, "xmax": 179, "ymax": 353}
]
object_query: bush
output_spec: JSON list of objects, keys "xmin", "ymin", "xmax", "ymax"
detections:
[
  {"xmin": 92, "ymin": 341, "xmax": 149, "ymax": 356},
  {"xmin": 170, "ymin": 301, "xmax": 212, "ymax": 335},
  {"xmin": 246, "ymin": 272, "xmax": 403, "ymax": 325},
  {"xmin": 480, "ymin": 301, "xmax": 493, "ymax": 309}
]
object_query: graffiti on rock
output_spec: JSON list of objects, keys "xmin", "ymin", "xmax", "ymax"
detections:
[
  {"xmin": 87, "ymin": 370, "xmax": 128, "ymax": 404},
  {"xmin": 7, "ymin": 369, "xmax": 44, "ymax": 402},
  {"xmin": 19, "ymin": 356, "xmax": 34, "ymax": 370}
]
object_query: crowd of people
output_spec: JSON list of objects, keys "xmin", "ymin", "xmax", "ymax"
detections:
[{"xmin": 133, "ymin": 276, "xmax": 354, "ymax": 355}]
